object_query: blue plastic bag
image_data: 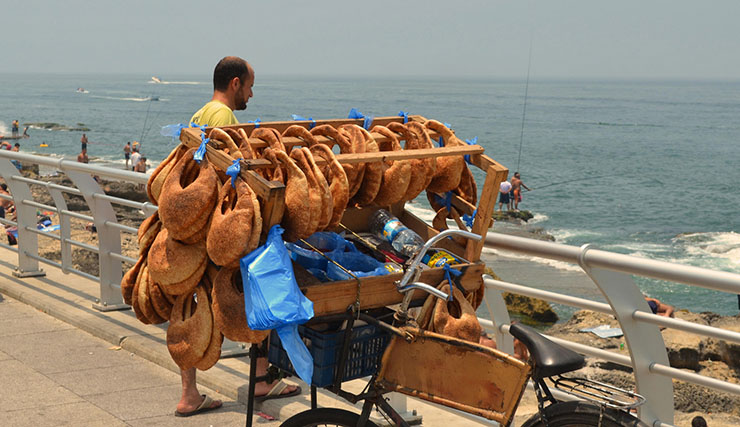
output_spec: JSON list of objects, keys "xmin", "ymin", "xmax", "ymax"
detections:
[
  {"xmin": 326, "ymin": 251, "xmax": 389, "ymax": 282},
  {"xmin": 241, "ymin": 225, "xmax": 314, "ymax": 384}
]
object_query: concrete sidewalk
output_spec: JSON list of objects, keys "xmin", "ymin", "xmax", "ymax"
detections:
[{"xmin": 0, "ymin": 249, "xmax": 539, "ymax": 426}]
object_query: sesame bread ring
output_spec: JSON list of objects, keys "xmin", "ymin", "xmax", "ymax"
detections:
[
  {"xmin": 148, "ymin": 228, "xmax": 207, "ymax": 296},
  {"xmin": 387, "ymin": 122, "xmax": 433, "ymax": 201},
  {"xmin": 423, "ymin": 120, "xmax": 464, "ymax": 193},
  {"xmin": 290, "ymin": 148, "xmax": 322, "ymax": 235},
  {"xmin": 121, "ymin": 254, "xmax": 145, "ymax": 306},
  {"xmin": 251, "ymin": 127, "xmax": 286, "ymax": 153},
  {"xmin": 212, "ymin": 268, "xmax": 270, "ymax": 344},
  {"xmin": 193, "ymin": 285, "xmax": 223, "ymax": 371},
  {"xmin": 337, "ymin": 125, "xmax": 367, "ymax": 199},
  {"xmin": 209, "ymin": 127, "xmax": 243, "ymax": 159},
  {"xmin": 194, "ymin": 317, "xmax": 223, "ymax": 371},
  {"xmin": 283, "ymin": 125, "xmax": 319, "ymax": 148},
  {"xmin": 311, "ymin": 125, "xmax": 363, "ymax": 197},
  {"xmin": 207, "ymin": 179, "xmax": 256, "ymax": 268},
  {"xmin": 148, "ymin": 278, "xmax": 174, "ymax": 322},
  {"xmin": 223, "ymin": 127, "xmax": 255, "ymax": 160},
  {"xmin": 406, "ymin": 122, "xmax": 438, "ymax": 189},
  {"xmin": 137, "ymin": 212, "xmax": 161, "ymax": 256},
  {"xmin": 138, "ymin": 265, "xmax": 167, "ymax": 324},
  {"xmin": 349, "ymin": 126, "xmax": 382, "ymax": 206},
  {"xmin": 167, "ymin": 284, "xmax": 213, "ymax": 370},
  {"xmin": 273, "ymin": 149, "xmax": 312, "ymax": 241},
  {"xmin": 432, "ymin": 283, "xmax": 481, "ymax": 343},
  {"xmin": 147, "ymin": 144, "xmax": 187, "ymax": 205},
  {"xmin": 309, "ymin": 144, "xmax": 349, "ymax": 230},
  {"xmin": 158, "ymin": 148, "xmax": 219, "ymax": 242},
  {"xmin": 370, "ymin": 126, "xmax": 412, "ymax": 206},
  {"xmin": 300, "ymin": 147, "xmax": 333, "ymax": 230}
]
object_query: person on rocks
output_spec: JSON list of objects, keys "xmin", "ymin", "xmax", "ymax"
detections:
[
  {"xmin": 645, "ymin": 296, "xmax": 674, "ymax": 317},
  {"xmin": 498, "ymin": 180, "xmax": 512, "ymax": 212},
  {"xmin": 129, "ymin": 147, "xmax": 141, "ymax": 172},
  {"xmin": 510, "ymin": 172, "xmax": 530, "ymax": 211},
  {"xmin": 123, "ymin": 141, "xmax": 131, "ymax": 169},
  {"xmin": 77, "ymin": 148, "xmax": 88, "ymax": 164},
  {"xmin": 174, "ymin": 56, "xmax": 299, "ymax": 418}
]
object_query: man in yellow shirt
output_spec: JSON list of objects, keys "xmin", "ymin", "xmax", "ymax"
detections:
[
  {"xmin": 176, "ymin": 56, "xmax": 299, "ymax": 418},
  {"xmin": 190, "ymin": 56, "xmax": 254, "ymax": 127}
]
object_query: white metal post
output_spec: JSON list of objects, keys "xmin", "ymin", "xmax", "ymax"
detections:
[
  {"xmin": 577, "ymin": 244, "xmax": 674, "ymax": 425},
  {"xmin": 65, "ymin": 170, "xmax": 126, "ymax": 311},
  {"xmin": 0, "ymin": 159, "xmax": 45, "ymax": 277}
]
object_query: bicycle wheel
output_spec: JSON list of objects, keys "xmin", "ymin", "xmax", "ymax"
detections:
[
  {"xmin": 521, "ymin": 401, "xmax": 648, "ymax": 427},
  {"xmin": 280, "ymin": 408, "xmax": 380, "ymax": 427}
]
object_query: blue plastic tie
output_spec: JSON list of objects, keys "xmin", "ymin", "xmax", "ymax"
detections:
[
  {"xmin": 248, "ymin": 118, "xmax": 261, "ymax": 128},
  {"xmin": 463, "ymin": 136, "xmax": 478, "ymax": 164},
  {"xmin": 348, "ymin": 108, "xmax": 373, "ymax": 130},
  {"xmin": 291, "ymin": 114, "xmax": 316, "ymax": 130},
  {"xmin": 398, "ymin": 110, "xmax": 409, "ymax": 124},
  {"xmin": 462, "ymin": 209, "xmax": 477, "ymax": 228},
  {"xmin": 433, "ymin": 192, "xmax": 453, "ymax": 213},
  {"xmin": 226, "ymin": 159, "xmax": 241, "ymax": 188},
  {"xmin": 160, "ymin": 123, "xmax": 188, "ymax": 140},
  {"xmin": 443, "ymin": 264, "xmax": 462, "ymax": 301},
  {"xmin": 193, "ymin": 137, "xmax": 208, "ymax": 164}
]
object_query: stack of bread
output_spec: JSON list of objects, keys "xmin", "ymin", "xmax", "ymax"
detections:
[{"xmin": 121, "ymin": 119, "xmax": 476, "ymax": 370}]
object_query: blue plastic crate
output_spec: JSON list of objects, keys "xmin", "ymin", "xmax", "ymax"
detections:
[{"xmin": 268, "ymin": 322, "xmax": 390, "ymax": 387}]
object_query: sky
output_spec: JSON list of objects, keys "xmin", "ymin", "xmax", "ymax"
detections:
[{"xmin": 2, "ymin": 0, "xmax": 740, "ymax": 80}]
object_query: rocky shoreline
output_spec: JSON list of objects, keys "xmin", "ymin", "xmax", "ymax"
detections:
[{"xmin": 8, "ymin": 168, "xmax": 740, "ymax": 423}]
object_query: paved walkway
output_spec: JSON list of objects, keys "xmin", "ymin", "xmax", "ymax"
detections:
[{"xmin": 0, "ymin": 248, "xmax": 527, "ymax": 426}]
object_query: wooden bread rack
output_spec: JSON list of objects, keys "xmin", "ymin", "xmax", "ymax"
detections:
[{"xmin": 179, "ymin": 115, "xmax": 508, "ymax": 315}]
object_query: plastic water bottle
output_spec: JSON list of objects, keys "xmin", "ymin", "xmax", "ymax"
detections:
[{"xmin": 369, "ymin": 209, "xmax": 425, "ymax": 258}]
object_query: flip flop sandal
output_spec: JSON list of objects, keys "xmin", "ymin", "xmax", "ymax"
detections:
[
  {"xmin": 254, "ymin": 380, "xmax": 302, "ymax": 403},
  {"xmin": 174, "ymin": 394, "xmax": 222, "ymax": 417}
]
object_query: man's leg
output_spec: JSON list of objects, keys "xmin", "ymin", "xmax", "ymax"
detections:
[
  {"xmin": 253, "ymin": 356, "xmax": 299, "ymax": 396},
  {"xmin": 177, "ymin": 368, "xmax": 222, "ymax": 414}
]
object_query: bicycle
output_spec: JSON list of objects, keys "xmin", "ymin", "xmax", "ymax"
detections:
[{"xmin": 262, "ymin": 230, "xmax": 648, "ymax": 427}]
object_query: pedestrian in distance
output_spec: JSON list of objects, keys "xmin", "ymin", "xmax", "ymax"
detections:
[
  {"xmin": 123, "ymin": 142, "xmax": 131, "ymax": 169},
  {"xmin": 511, "ymin": 172, "xmax": 530, "ymax": 211},
  {"xmin": 80, "ymin": 133, "xmax": 88, "ymax": 151},
  {"xmin": 77, "ymin": 148, "xmax": 88, "ymax": 164},
  {"xmin": 129, "ymin": 147, "xmax": 141, "ymax": 172},
  {"xmin": 498, "ymin": 180, "xmax": 512, "ymax": 212}
]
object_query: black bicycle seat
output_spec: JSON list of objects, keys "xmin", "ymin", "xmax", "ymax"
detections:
[{"xmin": 509, "ymin": 323, "xmax": 585, "ymax": 380}]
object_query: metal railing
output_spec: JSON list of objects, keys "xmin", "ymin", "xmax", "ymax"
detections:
[
  {"xmin": 0, "ymin": 151, "xmax": 155, "ymax": 311},
  {"xmin": 2, "ymin": 151, "xmax": 739, "ymax": 426},
  {"xmin": 481, "ymin": 233, "xmax": 740, "ymax": 427}
]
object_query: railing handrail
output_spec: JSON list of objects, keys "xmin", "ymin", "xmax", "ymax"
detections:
[{"xmin": 483, "ymin": 232, "xmax": 740, "ymax": 427}]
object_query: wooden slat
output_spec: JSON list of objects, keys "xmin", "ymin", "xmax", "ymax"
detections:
[
  {"xmin": 204, "ymin": 115, "xmax": 426, "ymax": 135},
  {"xmin": 235, "ymin": 145, "xmax": 484, "ymax": 171},
  {"xmin": 464, "ymin": 164, "xmax": 507, "ymax": 261},
  {"xmin": 302, "ymin": 263, "xmax": 485, "ymax": 316}
]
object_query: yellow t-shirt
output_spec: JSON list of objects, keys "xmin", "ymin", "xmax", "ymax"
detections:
[{"xmin": 189, "ymin": 100, "xmax": 238, "ymax": 127}]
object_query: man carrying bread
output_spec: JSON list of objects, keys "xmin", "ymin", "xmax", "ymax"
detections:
[{"xmin": 175, "ymin": 56, "xmax": 299, "ymax": 417}]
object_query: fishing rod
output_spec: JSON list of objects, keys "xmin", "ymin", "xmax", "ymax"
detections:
[
  {"xmin": 529, "ymin": 173, "xmax": 621, "ymax": 191},
  {"xmin": 516, "ymin": 29, "xmax": 534, "ymax": 173}
]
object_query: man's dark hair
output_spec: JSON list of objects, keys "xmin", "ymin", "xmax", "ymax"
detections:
[
  {"xmin": 14, "ymin": 143, "xmax": 19, "ymax": 147},
  {"xmin": 691, "ymin": 416, "xmax": 708, "ymax": 427},
  {"xmin": 1, "ymin": 184, "xmax": 7, "ymax": 191},
  {"xmin": 213, "ymin": 56, "xmax": 249, "ymax": 92}
]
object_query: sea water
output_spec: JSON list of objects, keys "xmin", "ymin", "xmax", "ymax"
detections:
[{"xmin": 1, "ymin": 73, "xmax": 738, "ymax": 317}]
